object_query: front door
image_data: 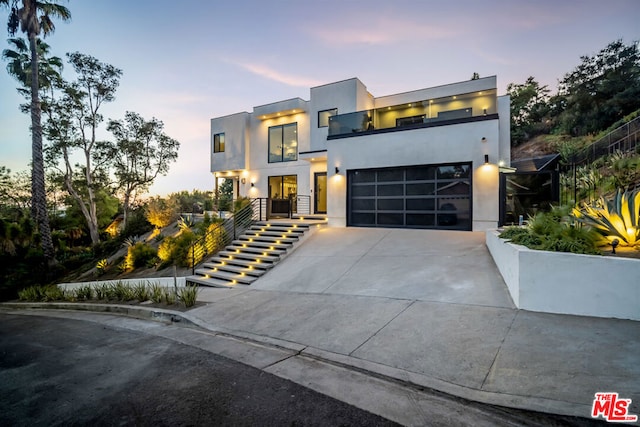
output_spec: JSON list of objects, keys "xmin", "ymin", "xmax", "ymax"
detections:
[{"xmin": 314, "ymin": 172, "xmax": 327, "ymax": 214}]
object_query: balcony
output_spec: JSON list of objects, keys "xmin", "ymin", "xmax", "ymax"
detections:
[{"xmin": 328, "ymin": 89, "xmax": 497, "ymax": 138}]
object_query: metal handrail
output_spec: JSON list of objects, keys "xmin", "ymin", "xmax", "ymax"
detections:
[
  {"xmin": 189, "ymin": 199, "xmax": 259, "ymax": 274},
  {"xmin": 568, "ymin": 115, "xmax": 640, "ymax": 166}
]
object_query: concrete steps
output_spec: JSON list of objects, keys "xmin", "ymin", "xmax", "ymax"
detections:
[{"xmin": 186, "ymin": 219, "xmax": 324, "ymax": 288}]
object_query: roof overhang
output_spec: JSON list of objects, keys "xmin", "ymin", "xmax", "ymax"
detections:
[
  {"xmin": 254, "ymin": 98, "xmax": 307, "ymax": 120},
  {"xmin": 299, "ymin": 150, "xmax": 327, "ymax": 162}
]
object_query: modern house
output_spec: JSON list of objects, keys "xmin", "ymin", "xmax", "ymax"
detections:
[{"xmin": 210, "ymin": 76, "xmax": 510, "ymax": 231}]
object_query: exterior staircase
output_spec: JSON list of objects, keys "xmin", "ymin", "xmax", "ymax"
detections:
[{"xmin": 186, "ymin": 219, "xmax": 324, "ymax": 288}]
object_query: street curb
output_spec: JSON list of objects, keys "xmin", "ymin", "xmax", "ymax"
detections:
[{"xmin": 0, "ymin": 302, "xmax": 592, "ymax": 420}]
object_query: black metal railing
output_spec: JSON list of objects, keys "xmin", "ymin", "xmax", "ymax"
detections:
[
  {"xmin": 566, "ymin": 116, "xmax": 640, "ymax": 167},
  {"xmin": 188, "ymin": 195, "xmax": 318, "ymax": 273},
  {"xmin": 189, "ymin": 199, "xmax": 258, "ymax": 274},
  {"xmin": 559, "ymin": 116, "xmax": 640, "ymax": 204}
]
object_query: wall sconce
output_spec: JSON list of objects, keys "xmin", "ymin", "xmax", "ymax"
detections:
[
  {"xmin": 250, "ymin": 182, "xmax": 254, "ymax": 187},
  {"xmin": 335, "ymin": 166, "xmax": 340, "ymax": 174},
  {"xmin": 481, "ymin": 137, "xmax": 487, "ymax": 143},
  {"xmin": 241, "ymin": 178, "xmax": 246, "ymax": 184},
  {"xmin": 483, "ymin": 108, "xmax": 487, "ymax": 116},
  {"xmin": 484, "ymin": 154, "xmax": 490, "ymax": 164}
]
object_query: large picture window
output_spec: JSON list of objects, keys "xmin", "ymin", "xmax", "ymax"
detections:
[
  {"xmin": 318, "ymin": 108, "xmax": 338, "ymax": 128},
  {"xmin": 268, "ymin": 123, "xmax": 297, "ymax": 163},
  {"xmin": 213, "ymin": 132, "xmax": 225, "ymax": 153}
]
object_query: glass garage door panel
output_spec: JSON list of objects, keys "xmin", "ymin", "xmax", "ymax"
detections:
[{"xmin": 348, "ymin": 163, "xmax": 471, "ymax": 230}]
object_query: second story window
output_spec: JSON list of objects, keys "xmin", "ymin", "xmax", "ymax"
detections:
[
  {"xmin": 318, "ymin": 108, "xmax": 338, "ymax": 128},
  {"xmin": 213, "ymin": 132, "xmax": 225, "ymax": 153},
  {"xmin": 268, "ymin": 123, "xmax": 297, "ymax": 163}
]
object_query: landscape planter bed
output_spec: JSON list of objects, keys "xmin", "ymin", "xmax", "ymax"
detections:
[{"xmin": 486, "ymin": 230, "xmax": 640, "ymax": 321}]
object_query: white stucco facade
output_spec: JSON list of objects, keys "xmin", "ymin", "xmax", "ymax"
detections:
[{"xmin": 210, "ymin": 76, "xmax": 510, "ymax": 231}]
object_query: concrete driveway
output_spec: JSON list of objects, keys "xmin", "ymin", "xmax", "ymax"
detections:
[
  {"xmin": 252, "ymin": 227, "xmax": 514, "ymax": 308},
  {"xmin": 189, "ymin": 227, "xmax": 640, "ymax": 418}
]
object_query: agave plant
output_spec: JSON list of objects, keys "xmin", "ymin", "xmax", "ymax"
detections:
[
  {"xmin": 573, "ymin": 189, "xmax": 640, "ymax": 246},
  {"xmin": 178, "ymin": 215, "xmax": 195, "ymax": 232}
]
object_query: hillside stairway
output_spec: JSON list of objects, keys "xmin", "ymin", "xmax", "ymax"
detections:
[{"xmin": 186, "ymin": 218, "xmax": 325, "ymax": 288}]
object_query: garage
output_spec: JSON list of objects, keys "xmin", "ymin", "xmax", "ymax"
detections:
[{"xmin": 347, "ymin": 163, "xmax": 472, "ymax": 230}]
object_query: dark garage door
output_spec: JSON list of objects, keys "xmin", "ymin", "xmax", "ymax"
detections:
[{"xmin": 347, "ymin": 163, "xmax": 472, "ymax": 230}]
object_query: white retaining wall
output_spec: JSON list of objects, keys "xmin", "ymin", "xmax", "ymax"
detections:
[
  {"xmin": 486, "ymin": 230, "xmax": 640, "ymax": 321},
  {"xmin": 59, "ymin": 277, "xmax": 187, "ymax": 290}
]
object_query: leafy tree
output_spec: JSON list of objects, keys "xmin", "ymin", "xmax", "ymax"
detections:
[
  {"xmin": 146, "ymin": 196, "xmax": 179, "ymax": 229},
  {"xmin": 0, "ymin": 166, "xmax": 31, "ymax": 216},
  {"xmin": 44, "ymin": 52, "xmax": 122, "ymax": 245},
  {"xmin": 217, "ymin": 179, "xmax": 233, "ymax": 211},
  {"xmin": 107, "ymin": 111, "xmax": 180, "ymax": 228},
  {"xmin": 63, "ymin": 187, "xmax": 119, "ymax": 236},
  {"xmin": 168, "ymin": 190, "xmax": 213, "ymax": 213},
  {"xmin": 1, "ymin": 0, "xmax": 71, "ymax": 262},
  {"xmin": 557, "ymin": 39, "xmax": 640, "ymax": 135},
  {"xmin": 506, "ymin": 76, "xmax": 551, "ymax": 145}
]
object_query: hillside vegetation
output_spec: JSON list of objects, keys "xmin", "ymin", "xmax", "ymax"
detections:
[{"xmin": 508, "ymin": 39, "xmax": 640, "ymax": 160}]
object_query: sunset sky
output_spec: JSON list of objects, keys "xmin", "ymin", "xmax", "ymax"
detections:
[{"xmin": 1, "ymin": 0, "xmax": 639, "ymax": 196}]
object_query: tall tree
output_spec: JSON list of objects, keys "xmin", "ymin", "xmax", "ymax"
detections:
[
  {"xmin": 557, "ymin": 39, "xmax": 640, "ymax": 135},
  {"xmin": 2, "ymin": 37, "xmax": 62, "ymax": 105},
  {"xmin": 45, "ymin": 52, "xmax": 122, "ymax": 245},
  {"xmin": 107, "ymin": 111, "xmax": 180, "ymax": 227},
  {"xmin": 2, "ymin": 0, "xmax": 70, "ymax": 263},
  {"xmin": 506, "ymin": 76, "xmax": 551, "ymax": 145}
]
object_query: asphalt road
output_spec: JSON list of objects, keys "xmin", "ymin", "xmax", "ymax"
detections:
[
  {"xmin": 0, "ymin": 313, "xmax": 397, "ymax": 426},
  {"xmin": 0, "ymin": 312, "xmax": 604, "ymax": 426}
]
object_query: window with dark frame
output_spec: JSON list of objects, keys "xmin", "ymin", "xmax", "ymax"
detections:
[
  {"xmin": 318, "ymin": 108, "xmax": 338, "ymax": 128},
  {"xmin": 268, "ymin": 175, "xmax": 297, "ymax": 199},
  {"xmin": 213, "ymin": 132, "xmax": 225, "ymax": 153},
  {"xmin": 268, "ymin": 123, "xmax": 297, "ymax": 163}
]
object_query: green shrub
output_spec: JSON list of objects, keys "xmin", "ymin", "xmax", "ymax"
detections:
[
  {"xmin": 499, "ymin": 226, "xmax": 539, "ymax": 246},
  {"xmin": 18, "ymin": 285, "xmax": 44, "ymax": 301},
  {"xmin": 111, "ymin": 281, "xmax": 134, "ymax": 301},
  {"xmin": 120, "ymin": 209, "xmax": 153, "ymax": 239},
  {"xmin": 178, "ymin": 285, "xmax": 199, "ymax": 308},
  {"xmin": 95, "ymin": 283, "xmax": 110, "ymax": 300},
  {"xmin": 157, "ymin": 231, "xmax": 196, "ymax": 267},
  {"xmin": 75, "ymin": 285, "xmax": 93, "ymax": 300},
  {"xmin": 133, "ymin": 282, "xmax": 150, "ymax": 302},
  {"xmin": 150, "ymin": 283, "xmax": 164, "ymax": 303},
  {"xmin": 125, "ymin": 242, "xmax": 158, "ymax": 269},
  {"xmin": 499, "ymin": 206, "xmax": 601, "ymax": 255},
  {"xmin": 43, "ymin": 286, "xmax": 65, "ymax": 301},
  {"xmin": 163, "ymin": 287, "xmax": 176, "ymax": 305}
]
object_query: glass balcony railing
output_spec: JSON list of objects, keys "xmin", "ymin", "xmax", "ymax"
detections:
[{"xmin": 328, "ymin": 89, "xmax": 497, "ymax": 137}]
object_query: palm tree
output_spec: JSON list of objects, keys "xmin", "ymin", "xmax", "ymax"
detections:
[
  {"xmin": 1, "ymin": 0, "xmax": 70, "ymax": 263},
  {"xmin": 2, "ymin": 37, "xmax": 63, "ymax": 105}
]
